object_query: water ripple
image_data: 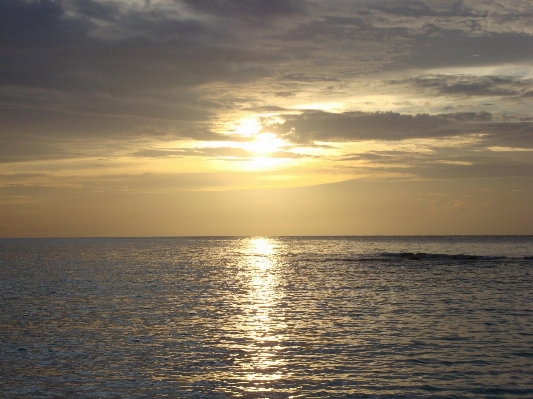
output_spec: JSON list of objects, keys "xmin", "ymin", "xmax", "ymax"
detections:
[{"xmin": 1, "ymin": 236, "xmax": 532, "ymax": 398}]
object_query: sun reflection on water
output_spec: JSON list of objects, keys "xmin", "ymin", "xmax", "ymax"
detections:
[{"xmin": 236, "ymin": 237, "xmax": 288, "ymax": 392}]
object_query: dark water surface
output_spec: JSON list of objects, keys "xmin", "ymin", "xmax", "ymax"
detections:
[{"xmin": 1, "ymin": 236, "xmax": 532, "ymax": 398}]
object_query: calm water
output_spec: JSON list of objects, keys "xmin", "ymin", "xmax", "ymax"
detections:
[{"xmin": 1, "ymin": 236, "xmax": 532, "ymax": 398}]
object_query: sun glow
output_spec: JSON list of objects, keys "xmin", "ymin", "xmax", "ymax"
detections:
[
  {"xmin": 253, "ymin": 156, "xmax": 288, "ymax": 170},
  {"xmin": 248, "ymin": 133, "xmax": 284, "ymax": 154},
  {"xmin": 232, "ymin": 116, "xmax": 287, "ymax": 153},
  {"xmin": 235, "ymin": 121, "xmax": 294, "ymax": 171},
  {"xmin": 234, "ymin": 117, "xmax": 262, "ymax": 137},
  {"xmin": 231, "ymin": 117, "xmax": 294, "ymax": 171}
]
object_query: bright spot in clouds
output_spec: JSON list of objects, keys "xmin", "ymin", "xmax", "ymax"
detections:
[
  {"xmin": 234, "ymin": 117, "xmax": 262, "ymax": 137},
  {"xmin": 246, "ymin": 133, "xmax": 285, "ymax": 155}
]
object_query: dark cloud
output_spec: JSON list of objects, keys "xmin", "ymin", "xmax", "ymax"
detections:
[
  {"xmin": 409, "ymin": 30, "xmax": 533, "ymax": 68},
  {"xmin": 0, "ymin": 138, "xmax": 70, "ymax": 164},
  {"xmin": 0, "ymin": 0, "xmax": 269, "ymax": 95},
  {"xmin": 437, "ymin": 112, "xmax": 492, "ymax": 122},
  {"xmin": 0, "ymin": 100, "xmax": 211, "ymax": 142},
  {"xmin": 394, "ymin": 75, "xmax": 533, "ymax": 97},
  {"xmin": 0, "ymin": 0, "xmax": 87, "ymax": 89},
  {"xmin": 274, "ymin": 92, "xmax": 295, "ymax": 98},
  {"xmin": 2, "ymin": 0, "xmax": 531, "ymax": 102},
  {"xmin": 71, "ymin": 0, "xmax": 120, "ymax": 20},
  {"xmin": 269, "ymin": 110, "xmax": 492, "ymax": 143},
  {"xmin": 183, "ymin": 0, "xmax": 307, "ymax": 19},
  {"xmin": 280, "ymin": 14, "xmax": 406, "ymax": 45},
  {"xmin": 0, "ymin": 0, "xmax": 87, "ymax": 44},
  {"xmin": 280, "ymin": 73, "xmax": 341, "ymax": 83},
  {"xmin": 278, "ymin": 3, "xmax": 533, "ymax": 74},
  {"xmin": 2, "ymin": 0, "xmax": 531, "ymax": 118},
  {"xmin": 483, "ymin": 121, "xmax": 533, "ymax": 149},
  {"xmin": 270, "ymin": 109, "xmax": 533, "ymax": 153},
  {"xmin": 368, "ymin": 0, "xmax": 474, "ymax": 18}
]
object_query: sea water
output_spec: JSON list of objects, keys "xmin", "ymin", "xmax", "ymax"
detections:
[{"xmin": 0, "ymin": 236, "xmax": 532, "ymax": 398}]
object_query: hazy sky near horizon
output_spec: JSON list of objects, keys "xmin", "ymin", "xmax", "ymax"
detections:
[{"xmin": 1, "ymin": 0, "xmax": 532, "ymax": 236}]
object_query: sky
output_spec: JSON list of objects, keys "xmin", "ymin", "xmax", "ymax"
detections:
[{"xmin": 1, "ymin": 0, "xmax": 532, "ymax": 237}]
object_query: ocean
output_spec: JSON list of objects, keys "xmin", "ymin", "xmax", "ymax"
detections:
[{"xmin": 1, "ymin": 236, "xmax": 532, "ymax": 398}]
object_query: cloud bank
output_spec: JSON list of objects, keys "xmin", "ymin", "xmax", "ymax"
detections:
[{"xmin": 1, "ymin": 0, "xmax": 533, "ymax": 235}]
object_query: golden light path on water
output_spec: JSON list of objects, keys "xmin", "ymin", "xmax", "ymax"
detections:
[{"xmin": 236, "ymin": 237, "xmax": 290, "ymax": 395}]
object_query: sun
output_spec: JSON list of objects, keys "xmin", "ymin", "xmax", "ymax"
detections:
[
  {"xmin": 233, "ymin": 117, "xmax": 284, "ymax": 155},
  {"xmin": 230, "ymin": 116, "xmax": 294, "ymax": 171},
  {"xmin": 248, "ymin": 133, "xmax": 284, "ymax": 155},
  {"xmin": 234, "ymin": 117, "xmax": 262, "ymax": 137},
  {"xmin": 244, "ymin": 133, "xmax": 290, "ymax": 170}
]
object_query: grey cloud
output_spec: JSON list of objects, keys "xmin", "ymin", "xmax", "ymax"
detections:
[
  {"xmin": 280, "ymin": 74, "xmax": 341, "ymax": 83},
  {"xmin": 3, "ymin": 0, "xmax": 531, "ymax": 101},
  {"xmin": 339, "ymin": 150, "xmax": 424, "ymax": 162},
  {"xmin": 245, "ymin": 105, "xmax": 290, "ymax": 112},
  {"xmin": 132, "ymin": 149, "xmax": 185, "ymax": 158},
  {"xmin": 71, "ymin": 0, "xmax": 120, "ymax": 20},
  {"xmin": 132, "ymin": 147, "xmax": 252, "ymax": 159},
  {"xmin": 182, "ymin": 0, "xmax": 307, "ymax": 19},
  {"xmin": 413, "ymin": 160, "xmax": 533, "ymax": 179},
  {"xmin": 0, "ymin": 171, "xmax": 264, "ymax": 192},
  {"xmin": 395, "ymin": 75, "xmax": 533, "ymax": 98},
  {"xmin": 483, "ymin": 122, "xmax": 533, "ymax": 149},
  {"xmin": 275, "ymin": 109, "xmax": 533, "ymax": 151},
  {"xmin": 0, "ymin": 101, "xmax": 207, "ymax": 140},
  {"xmin": 132, "ymin": 146, "xmax": 305, "ymax": 160},
  {"xmin": 1, "ymin": 37, "xmax": 264, "ymax": 94},
  {"xmin": 0, "ymin": 96, "xmax": 222, "ymax": 164},
  {"xmin": 279, "ymin": 3, "xmax": 533, "ymax": 74},
  {"xmin": 367, "ymin": 0, "xmax": 474, "ymax": 18},
  {"xmin": 275, "ymin": 92, "xmax": 295, "ymax": 98},
  {"xmin": 4, "ymin": 0, "xmax": 531, "ymax": 101},
  {"xmin": 269, "ymin": 110, "xmax": 492, "ymax": 143},
  {"xmin": 177, "ymin": 129, "xmax": 239, "ymax": 142},
  {"xmin": 0, "ymin": 172, "xmax": 49, "ymax": 180},
  {"xmin": 410, "ymin": 30, "xmax": 533, "ymax": 68},
  {"xmin": 0, "ymin": 0, "xmax": 268, "ymax": 95},
  {"xmin": 0, "ymin": 0, "xmax": 88, "ymax": 44},
  {"xmin": 0, "ymin": 138, "xmax": 71, "ymax": 164},
  {"xmin": 437, "ymin": 112, "xmax": 492, "ymax": 122},
  {"xmin": 280, "ymin": 15, "xmax": 404, "ymax": 44},
  {"xmin": 337, "ymin": 144, "xmax": 533, "ymax": 179}
]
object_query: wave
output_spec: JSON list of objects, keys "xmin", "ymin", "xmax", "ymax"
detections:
[
  {"xmin": 380, "ymin": 252, "xmax": 531, "ymax": 261},
  {"xmin": 305, "ymin": 253, "xmax": 533, "ymax": 263}
]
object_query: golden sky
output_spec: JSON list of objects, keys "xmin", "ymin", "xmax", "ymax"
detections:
[{"xmin": 1, "ymin": 0, "xmax": 532, "ymax": 236}]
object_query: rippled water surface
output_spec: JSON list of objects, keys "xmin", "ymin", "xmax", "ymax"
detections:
[{"xmin": 1, "ymin": 236, "xmax": 532, "ymax": 398}]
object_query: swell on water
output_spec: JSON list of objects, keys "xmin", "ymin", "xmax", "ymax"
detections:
[{"xmin": 311, "ymin": 252, "xmax": 533, "ymax": 262}]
